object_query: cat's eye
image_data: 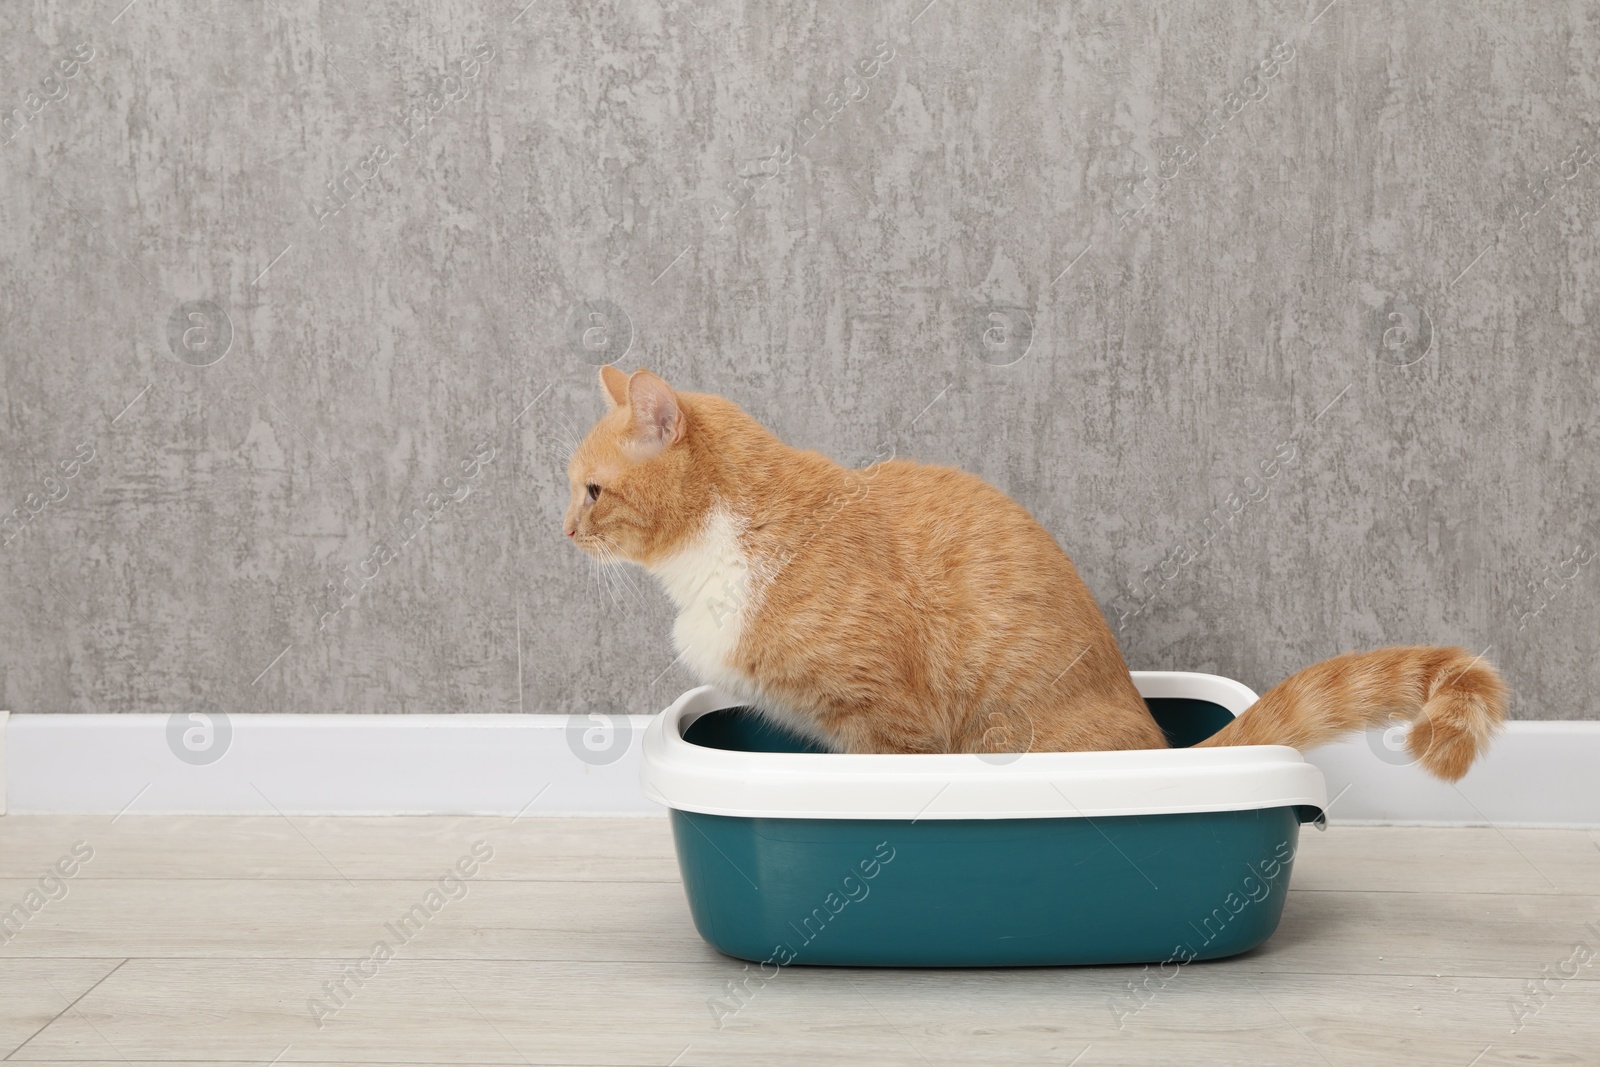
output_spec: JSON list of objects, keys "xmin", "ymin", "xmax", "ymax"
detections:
[{"xmin": 585, "ymin": 483, "xmax": 601, "ymax": 503}]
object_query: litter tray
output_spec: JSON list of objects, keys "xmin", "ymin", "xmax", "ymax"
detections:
[{"xmin": 640, "ymin": 672, "xmax": 1328, "ymax": 968}]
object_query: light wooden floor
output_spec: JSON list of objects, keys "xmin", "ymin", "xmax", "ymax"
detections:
[{"xmin": 0, "ymin": 816, "xmax": 1596, "ymax": 1066}]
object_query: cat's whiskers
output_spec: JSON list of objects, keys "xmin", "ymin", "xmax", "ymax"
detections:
[
  {"xmin": 592, "ymin": 536, "xmax": 649, "ymax": 610},
  {"xmin": 552, "ymin": 416, "xmax": 584, "ymax": 464},
  {"xmin": 588, "ymin": 542, "xmax": 624, "ymax": 608},
  {"xmin": 589, "ymin": 547, "xmax": 626, "ymax": 609}
]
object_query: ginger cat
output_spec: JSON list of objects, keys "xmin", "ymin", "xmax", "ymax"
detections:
[{"xmin": 564, "ymin": 367, "xmax": 1506, "ymax": 781}]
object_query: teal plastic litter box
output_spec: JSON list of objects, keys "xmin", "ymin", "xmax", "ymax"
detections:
[{"xmin": 640, "ymin": 672, "xmax": 1328, "ymax": 968}]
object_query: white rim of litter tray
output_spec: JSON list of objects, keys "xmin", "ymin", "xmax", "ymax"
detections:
[{"xmin": 639, "ymin": 671, "xmax": 1328, "ymax": 821}]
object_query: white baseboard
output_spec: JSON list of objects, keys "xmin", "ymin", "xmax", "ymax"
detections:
[
  {"xmin": 0, "ymin": 709, "xmax": 8, "ymax": 816},
  {"xmin": 3, "ymin": 714, "xmax": 662, "ymax": 817},
  {"xmin": 1303, "ymin": 721, "xmax": 1600, "ymax": 828},
  {"xmin": 3, "ymin": 714, "xmax": 1596, "ymax": 827}
]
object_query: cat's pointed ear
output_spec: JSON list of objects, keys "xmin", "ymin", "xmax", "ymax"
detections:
[
  {"xmin": 599, "ymin": 365, "xmax": 629, "ymax": 409},
  {"xmin": 625, "ymin": 370, "xmax": 684, "ymax": 458}
]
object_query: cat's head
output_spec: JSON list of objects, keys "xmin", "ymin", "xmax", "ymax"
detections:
[{"xmin": 563, "ymin": 367, "xmax": 706, "ymax": 565}]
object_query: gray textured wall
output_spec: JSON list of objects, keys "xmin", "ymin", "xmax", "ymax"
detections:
[{"xmin": 2, "ymin": 0, "xmax": 1595, "ymax": 720}]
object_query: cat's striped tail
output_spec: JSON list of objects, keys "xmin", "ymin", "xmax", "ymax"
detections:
[{"xmin": 1193, "ymin": 646, "xmax": 1508, "ymax": 782}]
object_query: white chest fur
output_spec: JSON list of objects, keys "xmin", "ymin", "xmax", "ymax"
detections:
[
  {"xmin": 648, "ymin": 508, "xmax": 838, "ymax": 750},
  {"xmin": 650, "ymin": 507, "xmax": 760, "ymax": 695}
]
